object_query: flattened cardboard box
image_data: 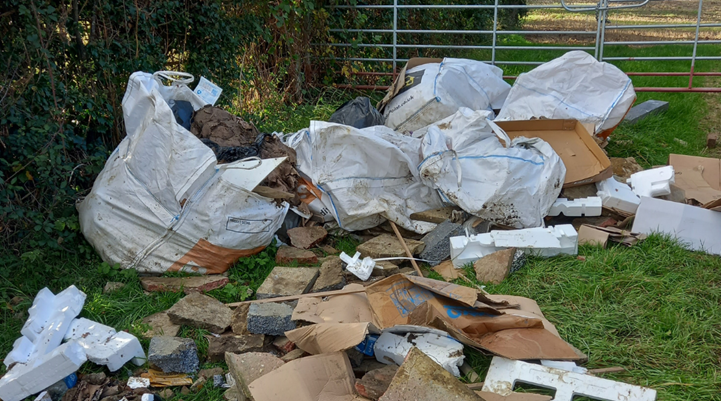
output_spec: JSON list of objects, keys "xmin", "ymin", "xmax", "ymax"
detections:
[
  {"xmin": 377, "ymin": 58, "xmax": 443, "ymax": 112},
  {"xmin": 668, "ymin": 153, "xmax": 721, "ymax": 208},
  {"xmin": 496, "ymin": 119, "xmax": 612, "ymax": 188}
]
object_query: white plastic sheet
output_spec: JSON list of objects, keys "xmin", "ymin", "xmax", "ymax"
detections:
[
  {"xmin": 496, "ymin": 51, "xmax": 636, "ymax": 136},
  {"xmin": 77, "ymin": 72, "xmax": 287, "ymax": 274}
]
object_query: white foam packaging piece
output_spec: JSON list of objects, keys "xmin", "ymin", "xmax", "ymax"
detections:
[
  {"xmin": 339, "ymin": 251, "xmax": 376, "ymax": 281},
  {"xmin": 449, "ymin": 224, "xmax": 578, "ymax": 268},
  {"xmin": 64, "ymin": 318, "xmax": 146, "ymax": 371},
  {"xmin": 547, "ymin": 197, "xmax": 602, "ymax": 217},
  {"xmin": 374, "ymin": 330, "xmax": 464, "ymax": 377},
  {"xmin": 628, "ymin": 166, "xmax": 675, "ymax": 198},
  {"xmin": 595, "ymin": 176, "xmax": 640, "ymax": 214}
]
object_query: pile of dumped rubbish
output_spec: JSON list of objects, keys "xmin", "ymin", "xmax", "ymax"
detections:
[{"xmin": 4, "ymin": 50, "xmax": 720, "ymax": 400}]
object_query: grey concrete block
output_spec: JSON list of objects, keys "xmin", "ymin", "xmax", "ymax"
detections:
[
  {"xmin": 247, "ymin": 302, "xmax": 296, "ymax": 336},
  {"xmin": 624, "ymin": 100, "xmax": 669, "ymax": 124},
  {"xmin": 418, "ymin": 220, "xmax": 464, "ymax": 266},
  {"xmin": 148, "ymin": 336, "xmax": 199, "ymax": 373}
]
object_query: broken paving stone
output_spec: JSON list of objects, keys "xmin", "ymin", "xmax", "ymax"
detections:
[
  {"xmin": 247, "ymin": 302, "xmax": 296, "ymax": 336},
  {"xmin": 255, "ymin": 266, "xmax": 319, "ymax": 299},
  {"xmin": 280, "ymin": 348, "xmax": 305, "ymax": 363},
  {"xmin": 140, "ymin": 275, "xmax": 229, "ymax": 294},
  {"xmin": 473, "ymin": 248, "xmax": 517, "ymax": 285},
  {"xmin": 410, "ymin": 206, "xmax": 461, "ymax": 224},
  {"xmin": 158, "ymin": 389, "xmax": 174, "ymax": 399},
  {"xmin": 225, "ymin": 352, "xmax": 284, "ymax": 399},
  {"xmin": 287, "ymin": 226, "xmax": 328, "ymax": 249},
  {"xmin": 148, "ymin": 336, "xmax": 199, "ymax": 374},
  {"xmin": 223, "ymin": 384, "xmax": 245, "ymax": 401},
  {"xmin": 419, "ymin": 220, "xmax": 464, "ymax": 266},
  {"xmin": 610, "ymin": 157, "xmax": 644, "ymax": 183},
  {"xmin": 231, "ymin": 304, "xmax": 250, "ymax": 335},
  {"xmin": 190, "ymin": 376, "xmax": 206, "ymax": 392},
  {"xmin": 356, "ymin": 234, "xmax": 425, "ymax": 262},
  {"xmin": 272, "ymin": 336, "xmax": 295, "ymax": 354},
  {"xmin": 103, "ymin": 282, "xmax": 125, "ymax": 294},
  {"xmin": 275, "ymin": 246, "xmax": 318, "ymax": 265},
  {"xmin": 378, "ymin": 347, "xmax": 482, "ymax": 401},
  {"xmin": 199, "ymin": 367, "xmax": 225, "ymax": 380},
  {"xmin": 320, "ymin": 245, "xmax": 340, "ymax": 255},
  {"xmin": 355, "ymin": 365, "xmax": 399, "ymax": 401},
  {"xmin": 141, "ymin": 312, "xmax": 181, "ymax": 339},
  {"xmin": 372, "ymin": 261, "xmax": 400, "ymax": 277},
  {"xmin": 167, "ymin": 292, "xmax": 232, "ymax": 333},
  {"xmin": 208, "ymin": 335, "xmax": 266, "ymax": 362},
  {"xmin": 311, "ymin": 257, "xmax": 346, "ymax": 292},
  {"xmin": 180, "ymin": 386, "xmax": 190, "ymax": 395},
  {"xmin": 623, "ymin": 99, "xmax": 668, "ymax": 124}
]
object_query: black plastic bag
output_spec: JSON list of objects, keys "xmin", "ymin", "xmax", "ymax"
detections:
[{"xmin": 328, "ymin": 97, "xmax": 385, "ymax": 129}]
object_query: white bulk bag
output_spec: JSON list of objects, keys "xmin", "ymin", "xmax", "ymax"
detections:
[
  {"xmin": 77, "ymin": 72, "xmax": 287, "ymax": 274},
  {"xmin": 381, "ymin": 58, "xmax": 511, "ymax": 133},
  {"xmin": 284, "ymin": 122, "xmax": 443, "ymax": 233},
  {"xmin": 496, "ymin": 51, "xmax": 636, "ymax": 137},
  {"xmin": 417, "ymin": 108, "xmax": 565, "ymax": 228}
]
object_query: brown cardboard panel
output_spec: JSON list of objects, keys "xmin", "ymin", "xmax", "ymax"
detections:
[{"xmin": 668, "ymin": 154, "xmax": 721, "ymax": 206}]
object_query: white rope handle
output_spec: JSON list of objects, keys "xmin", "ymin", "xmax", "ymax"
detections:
[
  {"xmin": 153, "ymin": 71, "xmax": 195, "ymax": 85},
  {"xmin": 222, "ymin": 156, "xmax": 262, "ymax": 170},
  {"xmin": 485, "ymin": 118, "xmax": 512, "ymax": 148}
]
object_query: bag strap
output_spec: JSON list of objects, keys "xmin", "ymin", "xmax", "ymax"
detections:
[
  {"xmin": 485, "ymin": 119, "xmax": 511, "ymax": 148},
  {"xmin": 153, "ymin": 71, "xmax": 195, "ymax": 85}
]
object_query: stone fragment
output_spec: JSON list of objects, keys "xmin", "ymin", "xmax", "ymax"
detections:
[
  {"xmin": 180, "ymin": 386, "xmax": 190, "ymax": 395},
  {"xmin": 272, "ymin": 336, "xmax": 295, "ymax": 354},
  {"xmin": 372, "ymin": 261, "xmax": 400, "ymax": 277},
  {"xmin": 140, "ymin": 276, "xmax": 229, "ymax": 294},
  {"xmin": 708, "ymin": 133, "xmax": 718, "ymax": 149},
  {"xmin": 247, "ymin": 303, "xmax": 296, "ymax": 336},
  {"xmin": 418, "ymin": 220, "xmax": 463, "ymax": 266},
  {"xmin": 623, "ymin": 99, "xmax": 668, "ymax": 124},
  {"xmin": 231, "ymin": 304, "xmax": 250, "ymax": 335},
  {"xmin": 223, "ymin": 384, "xmax": 245, "ymax": 401},
  {"xmin": 147, "ymin": 336, "xmax": 199, "ymax": 374},
  {"xmin": 208, "ymin": 335, "xmax": 266, "ymax": 362},
  {"xmin": 432, "ymin": 260, "xmax": 462, "ymax": 281},
  {"xmin": 357, "ymin": 234, "xmax": 425, "ymax": 262},
  {"xmin": 353, "ymin": 359, "xmax": 390, "ymax": 376},
  {"xmin": 473, "ymin": 248, "xmax": 517, "ymax": 284},
  {"xmin": 158, "ymin": 388, "xmax": 174, "ymax": 399},
  {"xmin": 320, "ymin": 245, "xmax": 340, "ymax": 255},
  {"xmin": 140, "ymin": 312, "xmax": 181, "ymax": 339},
  {"xmin": 275, "ymin": 246, "xmax": 318, "ymax": 265},
  {"xmin": 225, "ymin": 352, "xmax": 284, "ymax": 399},
  {"xmin": 355, "ymin": 365, "xmax": 399, "ymax": 401},
  {"xmin": 167, "ymin": 292, "xmax": 232, "ymax": 333},
  {"xmin": 410, "ymin": 206, "xmax": 461, "ymax": 224},
  {"xmin": 378, "ymin": 347, "xmax": 482, "ymax": 401},
  {"xmin": 610, "ymin": 157, "xmax": 644, "ymax": 183},
  {"xmin": 199, "ymin": 367, "xmax": 224, "ymax": 379},
  {"xmin": 287, "ymin": 226, "xmax": 328, "ymax": 249},
  {"xmin": 190, "ymin": 376, "xmax": 206, "ymax": 392},
  {"xmin": 560, "ymin": 183, "xmax": 598, "ymax": 200},
  {"xmin": 280, "ymin": 348, "xmax": 306, "ymax": 363},
  {"xmin": 311, "ymin": 257, "xmax": 346, "ymax": 292},
  {"xmin": 103, "ymin": 282, "xmax": 125, "ymax": 294},
  {"xmin": 255, "ymin": 266, "xmax": 319, "ymax": 299},
  {"xmin": 346, "ymin": 348, "xmax": 365, "ymax": 368}
]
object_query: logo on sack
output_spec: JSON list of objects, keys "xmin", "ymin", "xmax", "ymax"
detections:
[
  {"xmin": 226, "ymin": 217, "xmax": 273, "ymax": 234},
  {"xmin": 397, "ymin": 70, "xmax": 423, "ymax": 95}
]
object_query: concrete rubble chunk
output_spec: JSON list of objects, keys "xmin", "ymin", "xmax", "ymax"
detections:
[
  {"xmin": 255, "ymin": 266, "xmax": 320, "ymax": 299},
  {"xmin": 708, "ymin": 133, "xmax": 718, "ymax": 149},
  {"xmin": 419, "ymin": 220, "xmax": 464, "ymax": 266},
  {"xmin": 372, "ymin": 261, "xmax": 400, "ymax": 277},
  {"xmin": 354, "ymin": 359, "xmax": 390, "ymax": 376},
  {"xmin": 167, "ymin": 292, "xmax": 233, "ymax": 333},
  {"xmin": 321, "ymin": 245, "xmax": 340, "ymax": 255},
  {"xmin": 473, "ymin": 248, "xmax": 518, "ymax": 285},
  {"xmin": 247, "ymin": 303, "xmax": 296, "ymax": 336},
  {"xmin": 560, "ymin": 183, "xmax": 598, "ymax": 200},
  {"xmin": 224, "ymin": 384, "xmax": 246, "ymax": 401},
  {"xmin": 623, "ymin": 99, "xmax": 669, "ymax": 124},
  {"xmin": 103, "ymin": 282, "xmax": 125, "ymax": 294},
  {"xmin": 272, "ymin": 336, "xmax": 295, "ymax": 354},
  {"xmin": 208, "ymin": 335, "xmax": 266, "ymax": 362},
  {"xmin": 231, "ymin": 304, "xmax": 250, "ymax": 335},
  {"xmin": 280, "ymin": 348, "xmax": 305, "ymax": 363},
  {"xmin": 148, "ymin": 336, "xmax": 199, "ymax": 374},
  {"xmin": 140, "ymin": 275, "xmax": 229, "ymax": 294},
  {"xmin": 141, "ymin": 311, "xmax": 181, "ymax": 338},
  {"xmin": 64, "ymin": 318, "xmax": 145, "ymax": 372},
  {"xmin": 410, "ymin": 206, "xmax": 461, "ymax": 224},
  {"xmin": 225, "ymin": 352, "xmax": 284, "ymax": 399},
  {"xmin": 378, "ymin": 347, "xmax": 482, "ymax": 401},
  {"xmin": 199, "ymin": 367, "xmax": 224, "ymax": 379},
  {"xmin": 287, "ymin": 226, "xmax": 328, "ymax": 249},
  {"xmin": 311, "ymin": 257, "xmax": 346, "ymax": 292},
  {"xmin": 357, "ymin": 234, "xmax": 425, "ymax": 262},
  {"xmin": 610, "ymin": 157, "xmax": 644, "ymax": 183},
  {"xmin": 355, "ymin": 365, "xmax": 399, "ymax": 401},
  {"xmin": 275, "ymin": 246, "xmax": 318, "ymax": 265},
  {"xmin": 190, "ymin": 376, "xmax": 206, "ymax": 392}
]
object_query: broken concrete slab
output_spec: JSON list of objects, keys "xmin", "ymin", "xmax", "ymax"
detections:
[
  {"xmin": 225, "ymin": 352, "xmax": 284, "ymax": 399},
  {"xmin": 311, "ymin": 257, "xmax": 346, "ymax": 292},
  {"xmin": 208, "ymin": 335, "xmax": 266, "ymax": 362},
  {"xmin": 287, "ymin": 226, "xmax": 328, "ymax": 249},
  {"xmin": 147, "ymin": 336, "xmax": 199, "ymax": 374},
  {"xmin": 247, "ymin": 303, "xmax": 296, "ymax": 336},
  {"xmin": 355, "ymin": 365, "xmax": 399, "ymax": 401},
  {"xmin": 378, "ymin": 347, "xmax": 482, "ymax": 401},
  {"xmin": 141, "ymin": 312, "xmax": 181, "ymax": 338},
  {"xmin": 357, "ymin": 234, "xmax": 425, "ymax": 262},
  {"xmin": 473, "ymin": 248, "xmax": 517, "ymax": 285},
  {"xmin": 167, "ymin": 292, "xmax": 233, "ymax": 333},
  {"xmin": 140, "ymin": 276, "xmax": 229, "ymax": 294},
  {"xmin": 372, "ymin": 261, "xmax": 400, "ymax": 277},
  {"xmin": 64, "ymin": 318, "xmax": 145, "ymax": 372},
  {"xmin": 320, "ymin": 245, "xmax": 340, "ymax": 255},
  {"xmin": 410, "ymin": 206, "xmax": 461, "ymax": 224},
  {"xmin": 103, "ymin": 282, "xmax": 125, "ymax": 294},
  {"xmin": 256, "ymin": 266, "xmax": 320, "ymax": 299},
  {"xmin": 275, "ymin": 246, "xmax": 318, "ymax": 265},
  {"xmin": 223, "ymin": 384, "xmax": 245, "ymax": 401},
  {"xmin": 231, "ymin": 304, "xmax": 250, "ymax": 335},
  {"xmin": 623, "ymin": 99, "xmax": 668, "ymax": 124},
  {"xmin": 418, "ymin": 220, "xmax": 464, "ymax": 266}
]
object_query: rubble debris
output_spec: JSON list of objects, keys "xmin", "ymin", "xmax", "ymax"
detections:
[
  {"xmin": 320, "ymin": 245, "xmax": 340, "ymax": 255},
  {"xmin": 708, "ymin": 133, "xmax": 718, "ymax": 149},
  {"xmin": 628, "ymin": 166, "xmax": 675, "ymax": 198},
  {"xmin": 103, "ymin": 282, "xmax": 125, "ymax": 294},
  {"xmin": 578, "ymin": 225, "xmax": 646, "ymax": 247},
  {"xmin": 354, "ymin": 365, "xmax": 398, "ymax": 401},
  {"xmin": 287, "ymin": 226, "xmax": 327, "ymax": 249},
  {"xmin": 418, "ymin": 220, "xmax": 464, "ymax": 265},
  {"xmin": 624, "ymin": 99, "xmax": 668, "ymax": 124},
  {"xmin": 140, "ymin": 275, "xmax": 229, "ymax": 294},
  {"xmin": 223, "ymin": 385, "xmax": 244, "ymax": 401},
  {"xmin": 371, "ymin": 261, "xmax": 400, "ymax": 277},
  {"xmin": 255, "ymin": 266, "xmax": 320, "ymax": 299},
  {"xmin": 280, "ymin": 348, "xmax": 305, "ymax": 363},
  {"xmin": 199, "ymin": 367, "xmax": 224, "ymax": 379},
  {"xmin": 610, "ymin": 157, "xmax": 645, "ymax": 183},
  {"xmin": 127, "ymin": 377, "xmax": 150, "ymax": 389},
  {"xmin": 208, "ymin": 335, "xmax": 266, "ymax": 362},
  {"xmin": 213, "ymin": 374, "xmax": 226, "ymax": 388},
  {"xmin": 167, "ymin": 292, "xmax": 233, "ymax": 333},
  {"xmin": 181, "ymin": 386, "xmax": 190, "ymax": 395},
  {"xmin": 140, "ymin": 369, "xmax": 193, "ymax": 387},
  {"xmin": 147, "ymin": 336, "xmax": 199, "ymax": 374},
  {"xmin": 311, "ymin": 257, "xmax": 346, "ymax": 292},
  {"xmin": 379, "ymin": 347, "xmax": 482, "ymax": 401},
  {"xmin": 482, "ymin": 357, "xmax": 656, "ymax": 401},
  {"xmin": 559, "ymin": 183, "xmax": 598, "ymax": 200},
  {"xmin": 432, "ymin": 260, "xmax": 463, "ymax": 281},
  {"xmin": 247, "ymin": 302, "xmax": 296, "ymax": 336},
  {"xmin": 274, "ymin": 246, "xmax": 318, "ymax": 265},
  {"xmin": 64, "ymin": 318, "xmax": 145, "ymax": 372},
  {"xmin": 595, "ymin": 176, "xmax": 640, "ymax": 214},
  {"xmin": 356, "ymin": 234, "xmax": 425, "ymax": 261},
  {"xmin": 345, "ymin": 347, "xmax": 365, "ymax": 367},
  {"xmin": 158, "ymin": 388, "xmax": 174, "ymax": 399},
  {"xmin": 328, "ymin": 96, "xmax": 385, "ymax": 129},
  {"xmin": 373, "ymin": 330, "xmax": 465, "ymax": 377},
  {"xmin": 190, "ymin": 376, "xmax": 206, "ymax": 392},
  {"xmin": 231, "ymin": 303, "xmax": 251, "ymax": 335},
  {"xmin": 225, "ymin": 352, "xmax": 285, "ymax": 399},
  {"xmin": 353, "ymin": 359, "xmax": 390, "ymax": 376},
  {"xmin": 272, "ymin": 336, "xmax": 295, "ymax": 354},
  {"xmin": 410, "ymin": 206, "xmax": 463, "ymax": 224},
  {"xmin": 547, "ymin": 197, "xmax": 602, "ymax": 217},
  {"xmin": 473, "ymin": 248, "xmax": 517, "ymax": 284},
  {"xmin": 140, "ymin": 312, "xmax": 181, "ymax": 338}
]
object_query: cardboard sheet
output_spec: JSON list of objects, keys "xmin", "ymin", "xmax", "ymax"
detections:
[
  {"xmin": 578, "ymin": 224, "xmax": 646, "ymax": 247},
  {"xmin": 291, "ymin": 284, "xmax": 372, "ymax": 324},
  {"xmin": 285, "ymin": 323, "xmax": 378, "ymax": 355},
  {"xmin": 496, "ymin": 120, "xmax": 612, "ymax": 187},
  {"xmin": 668, "ymin": 154, "xmax": 721, "ymax": 206}
]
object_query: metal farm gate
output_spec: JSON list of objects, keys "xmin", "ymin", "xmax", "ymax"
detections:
[{"xmin": 326, "ymin": 0, "xmax": 721, "ymax": 92}]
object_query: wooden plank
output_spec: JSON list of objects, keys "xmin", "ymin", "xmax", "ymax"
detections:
[
  {"xmin": 389, "ymin": 221, "xmax": 423, "ymax": 277},
  {"xmin": 226, "ymin": 287, "xmax": 366, "ymax": 307}
]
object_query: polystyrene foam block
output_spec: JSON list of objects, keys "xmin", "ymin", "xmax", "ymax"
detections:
[
  {"xmin": 64, "ymin": 318, "xmax": 145, "ymax": 372},
  {"xmin": 628, "ymin": 166, "xmax": 675, "ymax": 198},
  {"xmin": 482, "ymin": 357, "xmax": 656, "ymax": 401},
  {"xmin": 595, "ymin": 177, "xmax": 640, "ymax": 214},
  {"xmin": 547, "ymin": 197, "xmax": 602, "ymax": 217},
  {"xmin": 374, "ymin": 331, "xmax": 464, "ymax": 377},
  {"xmin": 450, "ymin": 225, "xmax": 578, "ymax": 268}
]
